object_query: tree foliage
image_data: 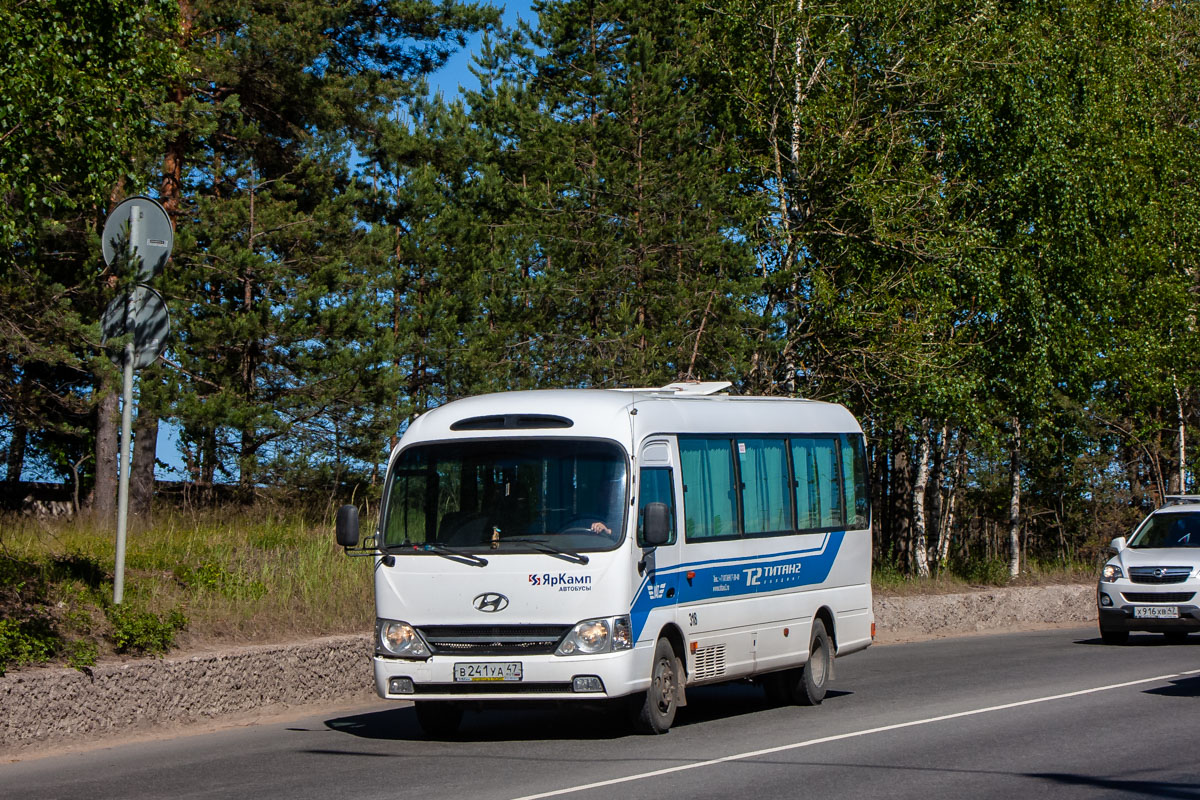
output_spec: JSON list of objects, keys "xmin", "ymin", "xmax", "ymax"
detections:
[{"xmin": 2, "ymin": 0, "xmax": 1198, "ymax": 577}]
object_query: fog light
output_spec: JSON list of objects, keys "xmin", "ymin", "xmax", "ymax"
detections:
[
  {"xmin": 1100, "ymin": 594, "xmax": 1113, "ymax": 607},
  {"xmin": 389, "ymin": 677, "xmax": 415, "ymax": 694},
  {"xmin": 572, "ymin": 675, "xmax": 604, "ymax": 693}
]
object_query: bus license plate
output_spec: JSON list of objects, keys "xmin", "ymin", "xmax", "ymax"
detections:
[
  {"xmin": 1134, "ymin": 606, "xmax": 1179, "ymax": 619},
  {"xmin": 453, "ymin": 662, "xmax": 523, "ymax": 682}
]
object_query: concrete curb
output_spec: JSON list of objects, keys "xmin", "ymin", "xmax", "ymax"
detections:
[{"xmin": 1, "ymin": 583, "xmax": 1096, "ymax": 753}]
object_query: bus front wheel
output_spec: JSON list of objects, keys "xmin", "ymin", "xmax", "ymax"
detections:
[{"xmin": 631, "ymin": 637, "xmax": 681, "ymax": 734}]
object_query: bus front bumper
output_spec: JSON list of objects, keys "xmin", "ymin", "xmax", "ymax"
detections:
[{"xmin": 372, "ymin": 648, "xmax": 650, "ymax": 702}]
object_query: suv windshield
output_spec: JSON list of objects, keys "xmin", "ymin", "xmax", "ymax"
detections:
[
  {"xmin": 381, "ymin": 439, "xmax": 627, "ymax": 552},
  {"xmin": 1129, "ymin": 512, "xmax": 1200, "ymax": 548}
]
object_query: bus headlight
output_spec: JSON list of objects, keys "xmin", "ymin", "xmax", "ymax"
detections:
[
  {"xmin": 376, "ymin": 619, "xmax": 430, "ymax": 659},
  {"xmin": 556, "ymin": 615, "xmax": 632, "ymax": 656}
]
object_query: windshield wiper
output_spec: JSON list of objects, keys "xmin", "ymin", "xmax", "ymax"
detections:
[
  {"xmin": 389, "ymin": 541, "xmax": 488, "ymax": 568},
  {"xmin": 500, "ymin": 538, "xmax": 589, "ymax": 565}
]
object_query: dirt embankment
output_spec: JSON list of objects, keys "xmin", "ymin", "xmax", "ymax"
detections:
[{"xmin": 1, "ymin": 583, "xmax": 1096, "ymax": 758}]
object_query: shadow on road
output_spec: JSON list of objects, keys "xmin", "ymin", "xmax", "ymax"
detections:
[
  {"xmin": 1144, "ymin": 675, "xmax": 1200, "ymax": 698},
  {"xmin": 318, "ymin": 682, "xmax": 852, "ymax": 744},
  {"xmin": 1074, "ymin": 634, "xmax": 1200, "ymax": 647},
  {"xmin": 1032, "ymin": 772, "xmax": 1200, "ymax": 798}
]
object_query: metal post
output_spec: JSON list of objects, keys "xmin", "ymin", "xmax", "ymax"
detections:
[{"xmin": 114, "ymin": 205, "xmax": 140, "ymax": 605}]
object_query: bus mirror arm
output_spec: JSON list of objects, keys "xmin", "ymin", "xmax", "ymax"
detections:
[
  {"xmin": 638, "ymin": 547, "xmax": 655, "ymax": 576},
  {"xmin": 336, "ymin": 504, "xmax": 396, "ymax": 565}
]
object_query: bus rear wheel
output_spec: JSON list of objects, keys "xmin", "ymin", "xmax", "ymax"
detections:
[
  {"xmin": 415, "ymin": 702, "xmax": 463, "ymax": 738},
  {"xmin": 772, "ymin": 619, "xmax": 832, "ymax": 706},
  {"xmin": 631, "ymin": 637, "xmax": 681, "ymax": 734}
]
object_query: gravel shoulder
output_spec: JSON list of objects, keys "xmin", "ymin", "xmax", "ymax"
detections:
[{"xmin": 1, "ymin": 582, "xmax": 1096, "ymax": 761}]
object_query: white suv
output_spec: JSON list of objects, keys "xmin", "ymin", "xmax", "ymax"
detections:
[{"xmin": 1097, "ymin": 496, "xmax": 1200, "ymax": 644}]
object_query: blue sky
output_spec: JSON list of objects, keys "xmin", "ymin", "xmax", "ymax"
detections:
[
  {"xmin": 149, "ymin": 0, "xmax": 540, "ymax": 482},
  {"xmin": 427, "ymin": 0, "xmax": 536, "ymax": 97}
]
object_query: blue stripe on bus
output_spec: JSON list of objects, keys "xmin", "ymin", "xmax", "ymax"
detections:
[{"xmin": 628, "ymin": 529, "xmax": 846, "ymax": 642}]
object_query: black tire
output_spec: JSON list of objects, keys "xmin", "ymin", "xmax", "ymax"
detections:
[
  {"xmin": 1164, "ymin": 631, "xmax": 1190, "ymax": 644},
  {"xmin": 770, "ymin": 619, "xmax": 833, "ymax": 706},
  {"xmin": 1099, "ymin": 627, "xmax": 1129, "ymax": 645},
  {"xmin": 793, "ymin": 619, "xmax": 832, "ymax": 706},
  {"xmin": 415, "ymin": 702, "xmax": 463, "ymax": 738},
  {"xmin": 631, "ymin": 637, "xmax": 681, "ymax": 734}
]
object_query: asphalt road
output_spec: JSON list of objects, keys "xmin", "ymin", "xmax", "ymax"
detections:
[{"xmin": 4, "ymin": 627, "xmax": 1199, "ymax": 800}]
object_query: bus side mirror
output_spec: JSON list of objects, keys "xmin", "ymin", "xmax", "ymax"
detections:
[
  {"xmin": 1108, "ymin": 536, "xmax": 1126, "ymax": 554},
  {"xmin": 336, "ymin": 504, "xmax": 360, "ymax": 548},
  {"xmin": 642, "ymin": 502, "xmax": 670, "ymax": 547}
]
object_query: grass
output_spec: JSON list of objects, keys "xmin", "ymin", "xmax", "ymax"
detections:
[
  {"xmin": 0, "ymin": 505, "xmax": 375, "ymax": 674},
  {"xmin": 872, "ymin": 555, "xmax": 1098, "ymax": 596},
  {"xmin": 2, "ymin": 504, "xmax": 1102, "ymax": 673}
]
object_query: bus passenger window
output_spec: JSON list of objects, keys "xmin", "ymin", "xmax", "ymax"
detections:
[
  {"xmin": 738, "ymin": 438, "xmax": 792, "ymax": 534},
  {"xmin": 680, "ymin": 438, "xmax": 740, "ymax": 539},
  {"xmin": 791, "ymin": 439, "xmax": 820, "ymax": 530},
  {"xmin": 637, "ymin": 468, "xmax": 676, "ymax": 546},
  {"xmin": 841, "ymin": 434, "xmax": 870, "ymax": 528},
  {"xmin": 812, "ymin": 438, "xmax": 843, "ymax": 528}
]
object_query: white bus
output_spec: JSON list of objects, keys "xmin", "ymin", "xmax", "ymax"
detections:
[{"xmin": 336, "ymin": 382, "xmax": 873, "ymax": 735}]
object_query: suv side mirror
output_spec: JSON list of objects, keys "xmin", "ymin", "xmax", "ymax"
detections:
[
  {"xmin": 642, "ymin": 502, "xmax": 671, "ymax": 547},
  {"xmin": 336, "ymin": 504, "xmax": 360, "ymax": 548},
  {"xmin": 1108, "ymin": 536, "xmax": 1126, "ymax": 554}
]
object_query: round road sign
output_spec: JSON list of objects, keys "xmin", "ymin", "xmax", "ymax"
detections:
[
  {"xmin": 101, "ymin": 286, "xmax": 170, "ymax": 370},
  {"xmin": 102, "ymin": 196, "xmax": 174, "ymax": 280}
]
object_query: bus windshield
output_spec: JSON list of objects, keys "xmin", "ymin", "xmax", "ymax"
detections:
[{"xmin": 381, "ymin": 439, "xmax": 628, "ymax": 552}]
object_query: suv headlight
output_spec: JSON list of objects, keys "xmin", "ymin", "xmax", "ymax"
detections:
[
  {"xmin": 1101, "ymin": 564, "xmax": 1123, "ymax": 583},
  {"xmin": 376, "ymin": 619, "xmax": 430, "ymax": 659},
  {"xmin": 556, "ymin": 616, "xmax": 632, "ymax": 656}
]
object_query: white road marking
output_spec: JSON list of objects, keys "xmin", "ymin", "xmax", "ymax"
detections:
[{"xmin": 508, "ymin": 669, "xmax": 1200, "ymax": 800}]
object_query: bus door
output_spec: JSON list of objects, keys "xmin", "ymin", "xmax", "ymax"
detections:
[{"xmin": 630, "ymin": 439, "xmax": 682, "ymax": 646}]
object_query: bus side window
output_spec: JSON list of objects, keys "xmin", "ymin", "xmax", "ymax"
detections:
[
  {"xmin": 679, "ymin": 438, "xmax": 740, "ymax": 539},
  {"xmin": 638, "ymin": 468, "xmax": 676, "ymax": 546},
  {"xmin": 738, "ymin": 438, "xmax": 792, "ymax": 534},
  {"xmin": 841, "ymin": 434, "xmax": 870, "ymax": 529},
  {"xmin": 812, "ymin": 438, "xmax": 843, "ymax": 528},
  {"xmin": 791, "ymin": 439, "xmax": 819, "ymax": 531}
]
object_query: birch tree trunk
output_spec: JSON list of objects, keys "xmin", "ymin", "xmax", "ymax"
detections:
[
  {"xmin": 939, "ymin": 442, "xmax": 968, "ymax": 564},
  {"xmin": 928, "ymin": 421, "xmax": 948, "ymax": 570},
  {"xmin": 912, "ymin": 422, "xmax": 932, "ymax": 578},
  {"xmin": 1008, "ymin": 418, "xmax": 1022, "ymax": 580},
  {"xmin": 892, "ymin": 436, "xmax": 912, "ymax": 572},
  {"xmin": 1173, "ymin": 376, "xmax": 1186, "ymax": 494}
]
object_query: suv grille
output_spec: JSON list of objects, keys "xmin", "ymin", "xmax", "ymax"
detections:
[
  {"xmin": 416, "ymin": 625, "xmax": 570, "ymax": 655},
  {"xmin": 1122, "ymin": 592, "xmax": 1195, "ymax": 604},
  {"xmin": 1128, "ymin": 567, "xmax": 1191, "ymax": 584}
]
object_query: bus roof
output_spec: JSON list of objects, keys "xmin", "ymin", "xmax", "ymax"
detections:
[{"xmin": 399, "ymin": 388, "xmax": 862, "ymax": 454}]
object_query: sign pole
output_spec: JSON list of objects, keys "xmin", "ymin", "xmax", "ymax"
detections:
[{"xmin": 113, "ymin": 204, "xmax": 140, "ymax": 605}]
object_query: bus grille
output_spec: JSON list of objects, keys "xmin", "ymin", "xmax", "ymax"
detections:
[
  {"xmin": 416, "ymin": 625, "xmax": 570, "ymax": 656},
  {"xmin": 412, "ymin": 682, "xmax": 574, "ymax": 695}
]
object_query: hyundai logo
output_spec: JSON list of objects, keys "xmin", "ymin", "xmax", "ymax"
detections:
[{"xmin": 473, "ymin": 592, "xmax": 509, "ymax": 613}]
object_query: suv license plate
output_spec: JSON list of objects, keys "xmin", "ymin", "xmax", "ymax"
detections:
[
  {"xmin": 1134, "ymin": 606, "xmax": 1179, "ymax": 619},
  {"xmin": 453, "ymin": 662, "xmax": 523, "ymax": 682}
]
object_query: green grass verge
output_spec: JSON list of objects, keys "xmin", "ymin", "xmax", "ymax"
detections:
[
  {"xmin": 0, "ymin": 507, "xmax": 374, "ymax": 675},
  {"xmin": 2, "ymin": 505, "xmax": 1101, "ymax": 674}
]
